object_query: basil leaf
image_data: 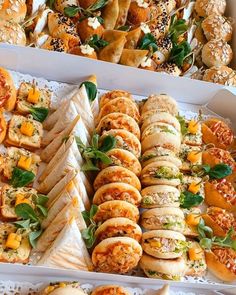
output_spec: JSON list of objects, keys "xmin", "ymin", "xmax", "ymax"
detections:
[
  {"xmin": 99, "ymin": 135, "xmax": 116, "ymax": 152},
  {"xmin": 64, "ymin": 6, "xmax": 80, "ymax": 17},
  {"xmin": 170, "ymin": 41, "xmax": 191, "ymax": 67},
  {"xmin": 88, "ymin": 34, "xmax": 109, "ymax": 51},
  {"xmin": 212, "ymin": 228, "xmax": 236, "ymax": 250},
  {"xmin": 197, "ymin": 218, "xmax": 213, "ymax": 239},
  {"xmin": 169, "ymin": 17, "xmax": 188, "ymax": 43},
  {"xmin": 92, "ymin": 133, "xmax": 99, "ymax": 149},
  {"xmin": 30, "ymin": 107, "xmax": 49, "ymax": 122},
  {"xmin": 117, "ymin": 25, "xmax": 131, "ymax": 31},
  {"xmin": 208, "ymin": 164, "xmax": 232, "ymax": 179},
  {"xmin": 139, "ymin": 33, "xmax": 158, "ymax": 52},
  {"xmin": 47, "ymin": 0, "xmax": 55, "ymax": 9},
  {"xmin": 200, "ymin": 238, "xmax": 212, "ymax": 250},
  {"xmin": 94, "ymin": 150, "xmax": 112, "ymax": 164},
  {"xmin": 15, "ymin": 203, "xmax": 39, "ymax": 222},
  {"xmin": 10, "ymin": 168, "xmax": 35, "ymax": 188},
  {"xmin": 82, "ymin": 224, "xmax": 97, "ymax": 248},
  {"xmin": 29, "ymin": 229, "xmax": 43, "ymax": 248},
  {"xmin": 14, "ymin": 219, "xmax": 31, "ymax": 229},
  {"xmin": 176, "ymin": 114, "xmax": 188, "ymax": 136},
  {"xmin": 36, "ymin": 204, "xmax": 48, "ymax": 217},
  {"xmin": 180, "ymin": 191, "xmax": 204, "ymax": 209},
  {"xmin": 90, "ymin": 204, "xmax": 98, "ymax": 219},
  {"xmin": 81, "ymin": 161, "xmax": 100, "ymax": 171},
  {"xmin": 89, "ymin": 0, "xmax": 108, "ymax": 11},
  {"xmin": 36, "ymin": 194, "xmax": 48, "ymax": 206},
  {"xmin": 97, "ymin": 16, "xmax": 104, "ymax": 24},
  {"xmin": 202, "ymin": 164, "xmax": 211, "ymax": 173},
  {"xmin": 82, "ymin": 210, "xmax": 91, "ymax": 223},
  {"xmin": 80, "ymin": 81, "xmax": 97, "ymax": 102}
]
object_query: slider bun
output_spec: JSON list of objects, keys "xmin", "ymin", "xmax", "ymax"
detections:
[
  {"xmin": 93, "ymin": 200, "xmax": 140, "ymax": 223},
  {"xmin": 96, "ymin": 112, "xmax": 140, "ymax": 140},
  {"xmin": 141, "ymin": 147, "xmax": 182, "ymax": 168},
  {"xmin": 141, "ymin": 132, "xmax": 181, "ymax": 154},
  {"xmin": 99, "ymin": 148, "xmax": 142, "ymax": 176},
  {"xmin": 93, "ymin": 182, "xmax": 142, "ymax": 206},
  {"xmin": 205, "ymin": 250, "xmax": 236, "ymax": 282},
  {"xmin": 202, "ymin": 14, "xmax": 233, "ymax": 42},
  {"xmin": 142, "ymin": 94, "xmax": 178, "ymax": 116},
  {"xmin": 204, "ymin": 181, "xmax": 236, "ymax": 214},
  {"xmin": 141, "ymin": 111, "xmax": 181, "ymax": 132},
  {"xmin": 141, "ymin": 161, "xmax": 181, "ymax": 187},
  {"xmin": 140, "ymin": 253, "xmax": 186, "ymax": 277},
  {"xmin": 95, "ymin": 217, "xmax": 142, "ymax": 242},
  {"xmin": 202, "ymin": 40, "xmax": 233, "ymax": 68},
  {"xmin": 100, "ymin": 90, "xmax": 133, "ymax": 108},
  {"xmin": 156, "ymin": 62, "xmax": 181, "ymax": 77},
  {"xmin": 142, "ymin": 230, "xmax": 186, "ymax": 259},
  {"xmin": 0, "ymin": 67, "xmax": 17, "ymax": 111},
  {"xmin": 195, "ymin": 0, "xmax": 226, "ymax": 17},
  {"xmin": 203, "ymin": 66, "xmax": 236, "ymax": 87},
  {"xmin": 142, "ymin": 122, "xmax": 179, "ymax": 142},
  {"xmin": 141, "ymin": 185, "xmax": 180, "ymax": 208},
  {"xmin": 202, "ymin": 118, "xmax": 234, "ymax": 149},
  {"xmin": 92, "ymin": 237, "xmax": 142, "ymax": 274},
  {"xmin": 141, "ymin": 207, "xmax": 184, "ymax": 230},
  {"xmin": 94, "ymin": 166, "xmax": 141, "ymax": 191},
  {"xmin": 0, "ymin": 20, "xmax": 26, "ymax": 46},
  {"xmin": 0, "ymin": 0, "xmax": 27, "ymax": 23},
  {"xmin": 91, "ymin": 285, "xmax": 131, "ymax": 295},
  {"xmin": 49, "ymin": 287, "xmax": 86, "ymax": 295},
  {"xmin": 100, "ymin": 129, "xmax": 141, "ymax": 158},
  {"xmin": 97, "ymin": 97, "xmax": 140, "ymax": 123}
]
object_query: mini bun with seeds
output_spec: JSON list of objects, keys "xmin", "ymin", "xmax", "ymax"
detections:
[
  {"xmin": 202, "ymin": 40, "xmax": 233, "ymax": 68},
  {"xmin": 195, "ymin": 0, "xmax": 226, "ymax": 17},
  {"xmin": 0, "ymin": 20, "xmax": 26, "ymax": 46},
  {"xmin": 203, "ymin": 66, "xmax": 236, "ymax": 86},
  {"xmin": 0, "ymin": 0, "xmax": 27, "ymax": 23}
]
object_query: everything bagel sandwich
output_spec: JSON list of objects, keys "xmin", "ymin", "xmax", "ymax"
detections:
[
  {"xmin": 93, "ymin": 200, "xmax": 140, "ymax": 223},
  {"xmin": 93, "ymin": 182, "xmax": 142, "ymax": 206},
  {"xmin": 93, "ymin": 166, "xmax": 141, "ymax": 191},
  {"xmin": 95, "ymin": 217, "xmax": 142, "ymax": 242},
  {"xmin": 141, "ymin": 161, "xmax": 182, "ymax": 187},
  {"xmin": 142, "ymin": 230, "xmax": 187, "ymax": 259},
  {"xmin": 92, "ymin": 237, "xmax": 142, "ymax": 274}
]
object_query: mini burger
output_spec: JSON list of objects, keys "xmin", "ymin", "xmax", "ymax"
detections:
[
  {"xmin": 93, "ymin": 183, "xmax": 142, "ymax": 206},
  {"xmin": 92, "ymin": 237, "xmax": 142, "ymax": 274},
  {"xmin": 142, "ymin": 230, "xmax": 188, "ymax": 259},
  {"xmin": 96, "ymin": 112, "xmax": 140, "ymax": 140},
  {"xmin": 202, "ymin": 207, "xmax": 236, "ymax": 237},
  {"xmin": 205, "ymin": 247, "xmax": 236, "ymax": 282},
  {"xmin": 93, "ymin": 200, "xmax": 140, "ymax": 223},
  {"xmin": 141, "ymin": 161, "xmax": 182, "ymax": 187},
  {"xmin": 139, "ymin": 253, "xmax": 186, "ymax": 280},
  {"xmin": 141, "ymin": 94, "xmax": 178, "ymax": 116},
  {"xmin": 141, "ymin": 185, "xmax": 181, "ymax": 208},
  {"xmin": 185, "ymin": 241, "xmax": 207, "ymax": 277},
  {"xmin": 91, "ymin": 285, "xmax": 131, "ymax": 295},
  {"xmin": 40, "ymin": 282, "xmax": 85, "ymax": 295},
  {"xmin": 141, "ymin": 111, "xmax": 181, "ymax": 133},
  {"xmin": 99, "ymin": 148, "xmax": 142, "ymax": 176},
  {"xmin": 95, "ymin": 217, "xmax": 142, "ymax": 243},
  {"xmin": 141, "ymin": 207, "xmax": 185, "ymax": 233},
  {"xmin": 202, "ymin": 118, "xmax": 234, "ymax": 150},
  {"xmin": 141, "ymin": 147, "xmax": 182, "ymax": 168},
  {"xmin": 204, "ymin": 179, "xmax": 236, "ymax": 213},
  {"xmin": 93, "ymin": 166, "xmax": 141, "ymax": 191},
  {"xmin": 100, "ymin": 129, "xmax": 141, "ymax": 158}
]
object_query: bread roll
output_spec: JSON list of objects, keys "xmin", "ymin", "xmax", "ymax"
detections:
[
  {"xmin": 202, "ymin": 14, "xmax": 233, "ymax": 42},
  {"xmin": 0, "ymin": 67, "xmax": 17, "ymax": 111},
  {"xmin": 203, "ymin": 66, "xmax": 236, "ymax": 86},
  {"xmin": 195, "ymin": 0, "xmax": 226, "ymax": 17},
  {"xmin": 0, "ymin": 20, "xmax": 26, "ymax": 46},
  {"xmin": 202, "ymin": 40, "xmax": 233, "ymax": 68},
  {"xmin": 0, "ymin": 0, "xmax": 27, "ymax": 23}
]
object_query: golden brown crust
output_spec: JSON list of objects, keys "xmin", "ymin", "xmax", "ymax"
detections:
[
  {"xmin": 127, "ymin": 1, "xmax": 150, "ymax": 25},
  {"xmin": 91, "ymin": 285, "xmax": 131, "ymax": 295},
  {"xmin": 0, "ymin": 67, "xmax": 17, "ymax": 111},
  {"xmin": 100, "ymin": 90, "xmax": 133, "ymax": 108},
  {"xmin": 0, "ymin": 0, "xmax": 27, "ymax": 23},
  {"xmin": 68, "ymin": 46, "xmax": 98, "ymax": 59},
  {"xmin": 77, "ymin": 18, "xmax": 104, "ymax": 42},
  {"xmin": 0, "ymin": 110, "xmax": 7, "ymax": 143}
]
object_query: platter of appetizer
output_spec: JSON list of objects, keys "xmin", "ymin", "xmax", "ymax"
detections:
[{"xmin": 0, "ymin": 0, "xmax": 235, "ymax": 86}]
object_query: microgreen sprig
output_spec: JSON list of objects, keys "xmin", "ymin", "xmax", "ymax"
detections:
[{"xmin": 81, "ymin": 205, "xmax": 99, "ymax": 248}]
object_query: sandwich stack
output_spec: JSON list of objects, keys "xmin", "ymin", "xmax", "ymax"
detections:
[{"xmin": 88, "ymin": 90, "xmax": 143, "ymax": 274}]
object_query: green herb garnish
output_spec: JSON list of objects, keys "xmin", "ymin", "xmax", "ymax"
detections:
[
  {"xmin": 170, "ymin": 41, "xmax": 191, "ymax": 67},
  {"xmin": 87, "ymin": 34, "xmax": 109, "ymax": 51},
  {"xmin": 138, "ymin": 33, "xmax": 158, "ymax": 53},
  {"xmin": 10, "ymin": 168, "xmax": 35, "ymax": 188},
  {"xmin": 64, "ymin": 5, "xmax": 81, "ymax": 17},
  {"xmin": 193, "ymin": 164, "xmax": 232, "ymax": 179},
  {"xmin": 81, "ymin": 205, "xmax": 99, "ymax": 248},
  {"xmin": 117, "ymin": 25, "xmax": 131, "ymax": 31},
  {"xmin": 80, "ymin": 80, "xmax": 97, "ymax": 102},
  {"xmin": 29, "ymin": 107, "xmax": 49, "ymax": 122},
  {"xmin": 180, "ymin": 191, "xmax": 204, "ymax": 209},
  {"xmin": 176, "ymin": 114, "xmax": 188, "ymax": 136}
]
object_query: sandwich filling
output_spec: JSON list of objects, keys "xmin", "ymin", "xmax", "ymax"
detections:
[
  {"xmin": 96, "ymin": 225, "xmax": 141, "ymax": 241},
  {"xmin": 212, "ymin": 178, "xmax": 236, "ymax": 205},
  {"xmin": 141, "ymin": 147, "xmax": 174, "ymax": 162},
  {"xmin": 212, "ymin": 247, "xmax": 236, "ymax": 275},
  {"xmin": 94, "ymin": 286, "xmax": 128, "ymax": 295},
  {"xmin": 142, "ymin": 190, "xmax": 179, "ymax": 206},
  {"xmin": 143, "ymin": 166, "xmax": 182, "ymax": 180},
  {"xmin": 93, "ymin": 241, "xmax": 141, "ymax": 273},
  {"xmin": 209, "ymin": 121, "xmax": 234, "ymax": 147},
  {"xmin": 142, "ymin": 215, "xmax": 184, "ymax": 231},
  {"xmin": 208, "ymin": 148, "xmax": 235, "ymax": 170},
  {"xmin": 142, "ymin": 123, "xmax": 178, "ymax": 139},
  {"xmin": 207, "ymin": 207, "xmax": 236, "ymax": 232},
  {"xmin": 143, "ymin": 237, "xmax": 188, "ymax": 253},
  {"xmin": 145, "ymin": 270, "xmax": 181, "ymax": 280},
  {"xmin": 94, "ymin": 204, "xmax": 138, "ymax": 222},
  {"xmin": 0, "ymin": 72, "xmax": 11, "ymax": 107}
]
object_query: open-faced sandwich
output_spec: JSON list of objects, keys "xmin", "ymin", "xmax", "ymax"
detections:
[
  {"xmin": 185, "ymin": 241, "xmax": 207, "ymax": 277},
  {"xmin": 5, "ymin": 114, "xmax": 43, "ymax": 150},
  {"xmin": 92, "ymin": 237, "xmax": 142, "ymax": 274},
  {"xmin": 179, "ymin": 144, "xmax": 202, "ymax": 172},
  {"xmin": 182, "ymin": 119, "xmax": 202, "ymax": 147}
]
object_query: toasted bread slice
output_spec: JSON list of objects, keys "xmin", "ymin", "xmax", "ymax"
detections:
[
  {"xmin": 0, "ymin": 223, "xmax": 31, "ymax": 263},
  {"xmin": 1, "ymin": 185, "xmax": 37, "ymax": 219},
  {"xmin": 6, "ymin": 115, "xmax": 43, "ymax": 150},
  {"xmin": 1, "ymin": 147, "xmax": 40, "ymax": 179},
  {"xmin": 16, "ymin": 82, "xmax": 51, "ymax": 114}
]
